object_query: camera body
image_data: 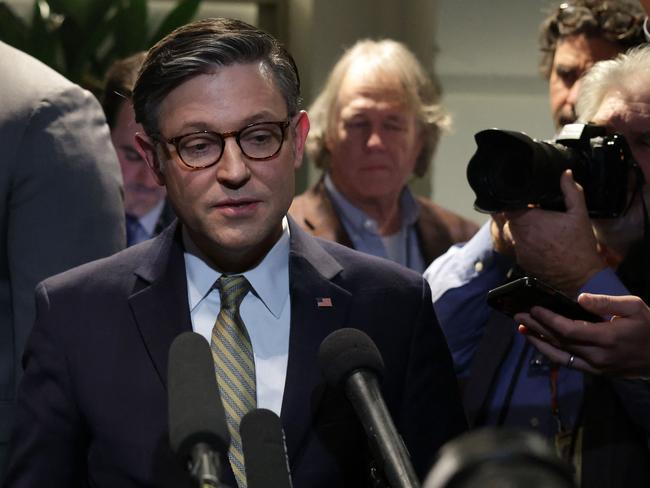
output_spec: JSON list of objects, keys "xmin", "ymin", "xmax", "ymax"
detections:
[{"xmin": 466, "ymin": 123, "xmax": 637, "ymax": 218}]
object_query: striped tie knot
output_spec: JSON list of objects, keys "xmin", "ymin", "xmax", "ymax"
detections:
[{"xmin": 217, "ymin": 274, "xmax": 250, "ymax": 311}]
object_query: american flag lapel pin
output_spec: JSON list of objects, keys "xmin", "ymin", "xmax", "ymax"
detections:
[{"xmin": 316, "ymin": 297, "xmax": 333, "ymax": 308}]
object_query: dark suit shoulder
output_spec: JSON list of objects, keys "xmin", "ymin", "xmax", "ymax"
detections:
[
  {"xmin": 0, "ymin": 41, "xmax": 85, "ymax": 114},
  {"xmin": 39, "ymin": 232, "xmax": 166, "ymax": 296}
]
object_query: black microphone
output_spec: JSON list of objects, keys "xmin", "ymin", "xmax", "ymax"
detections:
[
  {"xmin": 168, "ymin": 331, "xmax": 231, "ymax": 488},
  {"xmin": 318, "ymin": 328, "xmax": 420, "ymax": 488},
  {"xmin": 240, "ymin": 408, "xmax": 293, "ymax": 488}
]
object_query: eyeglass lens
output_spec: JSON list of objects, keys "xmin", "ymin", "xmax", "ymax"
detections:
[{"xmin": 177, "ymin": 122, "xmax": 286, "ymax": 168}]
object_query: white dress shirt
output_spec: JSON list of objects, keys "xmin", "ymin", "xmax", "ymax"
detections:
[
  {"xmin": 183, "ymin": 218, "xmax": 291, "ymax": 416},
  {"xmin": 139, "ymin": 199, "xmax": 166, "ymax": 238}
]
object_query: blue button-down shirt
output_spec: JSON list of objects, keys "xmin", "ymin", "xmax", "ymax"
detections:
[
  {"xmin": 324, "ymin": 174, "xmax": 426, "ymax": 272},
  {"xmin": 424, "ymin": 222, "xmax": 630, "ymax": 437}
]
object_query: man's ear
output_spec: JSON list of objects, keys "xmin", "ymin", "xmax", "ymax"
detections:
[
  {"xmin": 134, "ymin": 132, "xmax": 165, "ymax": 186},
  {"xmin": 292, "ymin": 110, "xmax": 310, "ymax": 169}
]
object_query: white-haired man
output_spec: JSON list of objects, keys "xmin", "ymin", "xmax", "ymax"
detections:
[
  {"xmin": 518, "ymin": 46, "xmax": 650, "ymax": 377},
  {"xmin": 290, "ymin": 39, "xmax": 478, "ymax": 272}
]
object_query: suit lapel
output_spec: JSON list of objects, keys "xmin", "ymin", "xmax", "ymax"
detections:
[
  {"xmin": 281, "ymin": 220, "xmax": 352, "ymax": 463},
  {"xmin": 128, "ymin": 223, "xmax": 193, "ymax": 388}
]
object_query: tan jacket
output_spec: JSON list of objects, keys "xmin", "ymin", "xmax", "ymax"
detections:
[{"xmin": 289, "ymin": 179, "xmax": 479, "ymax": 266}]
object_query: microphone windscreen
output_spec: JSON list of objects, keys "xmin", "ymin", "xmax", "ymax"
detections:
[
  {"xmin": 318, "ymin": 328, "xmax": 385, "ymax": 386},
  {"xmin": 241, "ymin": 409, "xmax": 293, "ymax": 488},
  {"xmin": 168, "ymin": 331, "xmax": 230, "ymax": 462}
]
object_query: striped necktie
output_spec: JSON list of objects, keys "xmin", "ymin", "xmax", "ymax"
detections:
[{"xmin": 211, "ymin": 275, "xmax": 256, "ymax": 488}]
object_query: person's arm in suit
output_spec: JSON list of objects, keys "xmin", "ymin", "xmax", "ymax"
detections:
[
  {"xmin": 1, "ymin": 80, "xmax": 125, "ymax": 479},
  {"xmin": 5, "ymin": 282, "xmax": 88, "ymax": 486},
  {"xmin": 396, "ymin": 278, "xmax": 467, "ymax": 479},
  {"xmin": 9, "ymin": 83, "xmax": 125, "ymax": 379}
]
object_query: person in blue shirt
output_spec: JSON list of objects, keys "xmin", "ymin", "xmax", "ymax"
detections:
[
  {"xmin": 102, "ymin": 53, "xmax": 175, "ymax": 246},
  {"xmin": 425, "ymin": 4, "xmax": 650, "ymax": 486},
  {"xmin": 515, "ymin": 0, "xmax": 650, "ymax": 384}
]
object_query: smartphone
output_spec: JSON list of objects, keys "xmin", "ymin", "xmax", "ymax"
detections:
[{"xmin": 487, "ymin": 276, "xmax": 601, "ymax": 322}]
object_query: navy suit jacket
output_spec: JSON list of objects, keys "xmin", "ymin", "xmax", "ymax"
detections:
[{"xmin": 5, "ymin": 219, "xmax": 466, "ymax": 487}]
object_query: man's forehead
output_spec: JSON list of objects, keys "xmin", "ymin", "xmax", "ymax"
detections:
[
  {"xmin": 554, "ymin": 34, "xmax": 623, "ymax": 68},
  {"xmin": 592, "ymin": 90, "xmax": 650, "ymax": 132},
  {"xmin": 156, "ymin": 63, "xmax": 287, "ymax": 132},
  {"xmin": 337, "ymin": 81, "xmax": 413, "ymax": 119}
]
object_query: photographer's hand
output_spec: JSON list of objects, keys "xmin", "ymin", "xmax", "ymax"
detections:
[
  {"xmin": 490, "ymin": 213, "xmax": 515, "ymax": 256},
  {"xmin": 506, "ymin": 170, "xmax": 606, "ymax": 296},
  {"xmin": 516, "ymin": 293, "xmax": 650, "ymax": 378}
]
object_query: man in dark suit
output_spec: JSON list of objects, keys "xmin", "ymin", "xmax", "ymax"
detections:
[
  {"xmin": 102, "ymin": 52, "xmax": 175, "ymax": 245},
  {"xmin": 5, "ymin": 18, "xmax": 466, "ymax": 488},
  {"xmin": 0, "ymin": 41, "xmax": 125, "ymax": 480}
]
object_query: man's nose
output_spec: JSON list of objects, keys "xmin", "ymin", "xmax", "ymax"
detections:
[
  {"xmin": 566, "ymin": 78, "xmax": 583, "ymax": 109},
  {"xmin": 215, "ymin": 139, "xmax": 251, "ymax": 187},
  {"xmin": 366, "ymin": 128, "xmax": 386, "ymax": 150}
]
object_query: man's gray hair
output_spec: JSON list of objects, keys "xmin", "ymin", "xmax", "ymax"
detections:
[
  {"xmin": 307, "ymin": 39, "xmax": 450, "ymax": 178},
  {"xmin": 577, "ymin": 45, "xmax": 650, "ymax": 122}
]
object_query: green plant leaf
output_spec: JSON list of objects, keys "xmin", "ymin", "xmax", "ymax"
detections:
[
  {"xmin": 0, "ymin": 3, "xmax": 29, "ymax": 50},
  {"xmin": 28, "ymin": 0, "xmax": 61, "ymax": 69},
  {"xmin": 61, "ymin": 3, "xmax": 119, "ymax": 85},
  {"xmin": 47, "ymin": 0, "xmax": 114, "ymax": 26},
  {"xmin": 113, "ymin": 0, "xmax": 148, "ymax": 56},
  {"xmin": 149, "ymin": 0, "xmax": 200, "ymax": 45}
]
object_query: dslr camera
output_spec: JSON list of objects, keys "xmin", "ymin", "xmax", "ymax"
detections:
[{"xmin": 466, "ymin": 123, "xmax": 639, "ymax": 218}]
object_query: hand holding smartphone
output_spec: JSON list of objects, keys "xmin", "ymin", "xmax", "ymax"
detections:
[{"xmin": 487, "ymin": 276, "xmax": 601, "ymax": 322}]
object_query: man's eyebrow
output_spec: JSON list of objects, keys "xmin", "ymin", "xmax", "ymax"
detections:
[
  {"xmin": 385, "ymin": 113, "xmax": 406, "ymax": 122},
  {"xmin": 555, "ymin": 63, "xmax": 578, "ymax": 74},
  {"xmin": 240, "ymin": 110, "xmax": 287, "ymax": 125},
  {"xmin": 173, "ymin": 111, "xmax": 287, "ymax": 133}
]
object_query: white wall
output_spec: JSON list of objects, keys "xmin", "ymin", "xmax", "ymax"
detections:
[{"xmin": 435, "ymin": 0, "xmax": 557, "ymax": 223}]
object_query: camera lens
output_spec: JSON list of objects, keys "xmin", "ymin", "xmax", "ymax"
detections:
[
  {"xmin": 466, "ymin": 125, "xmax": 634, "ymax": 217},
  {"xmin": 486, "ymin": 153, "xmax": 535, "ymax": 204}
]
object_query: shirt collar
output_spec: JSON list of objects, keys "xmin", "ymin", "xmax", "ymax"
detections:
[
  {"xmin": 138, "ymin": 199, "xmax": 166, "ymax": 236},
  {"xmin": 324, "ymin": 173, "xmax": 420, "ymax": 234},
  {"xmin": 183, "ymin": 217, "xmax": 290, "ymax": 318}
]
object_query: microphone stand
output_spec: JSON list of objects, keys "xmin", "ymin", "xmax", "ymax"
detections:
[{"xmin": 189, "ymin": 443, "xmax": 231, "ymax": 488}]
